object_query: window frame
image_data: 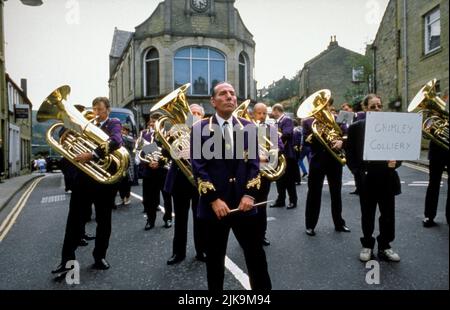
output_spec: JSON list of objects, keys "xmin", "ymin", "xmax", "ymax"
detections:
[
  {"xmin": 424, "ymin": 7, "xmax": 441, "ymax": 55},
  {"xmin": 238, "ymin": 52, "xmax": 248, "ymax": 99},
  {"xmin": 173, "ymin": 46, "xmax": 227, "ymax": 96},
  {"xmin": 143, "ymin": 48, "xmax": 160, "ymax": 97}
]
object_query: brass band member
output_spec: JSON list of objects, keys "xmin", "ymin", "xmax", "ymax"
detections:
[
  {"xmin": 303, "ymin": 97, "xmax": 350, "ymax": 236},
  {"xmin": 191, "ymin": 82, "xmax": 271, "ymax": 291},
  {"xmin": 253, "ymin": 102, "xmax": 284, "ymax": 246},
  {"xmin": 166, "ymin": 104, "xmax": 207, "ymax": 265},
  {"xmin": 52, "ymin": 97, "xmax": 122, "ymax": 275},
  {"xmin": 140, "ymin": 113, "xmax": 173, "ymax": 230}
]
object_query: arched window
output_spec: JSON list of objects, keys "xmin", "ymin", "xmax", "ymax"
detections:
[
  {"xmin": 144, "ymin": 48, "xmax": 159, "ymax": 96},
  {"xmin": 238, "ymin": 52, "xmax": 248, "ymax": 99},
  {"xmin": 174, "ymin": 47, "xmax": 226, "ymax": 95}
]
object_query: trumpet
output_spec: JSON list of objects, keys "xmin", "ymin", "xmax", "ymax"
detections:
[{"xmin": 37, "ymin": 85, "xmax": 129, "ymax": 184}]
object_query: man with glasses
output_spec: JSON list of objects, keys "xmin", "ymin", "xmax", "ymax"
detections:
[{"xmin": 346, "ymin": 94, "xmax": 402, "ymax": 262}]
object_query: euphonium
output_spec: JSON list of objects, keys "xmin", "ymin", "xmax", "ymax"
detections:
[
  {"xmin": 37, "ymin": 85, "xmax": 129, "ymax": 184},
  {"xmin": 408, "ymin": 79, "xmax": 449, "ymax": 151},
  {"xmin": 297, "ymin": 89, "xmax": 346, "ymax": 165},
  {"xmin": 150, "ymin": 83, "xmax": 195, "ymax": 186},
  {"xmin": 233, "ymin": 100, "xmax": 287, "ymax": 181},
  {"xmin": 133, "ymin": 129, "xmax": 168, "ymax": 166}
]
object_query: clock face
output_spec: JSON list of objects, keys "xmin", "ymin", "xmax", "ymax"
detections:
[{"xmin": 191, "ymin": 0, "xmax": 209, "ymax": 13}]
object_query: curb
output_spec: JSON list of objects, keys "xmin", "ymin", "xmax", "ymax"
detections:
[
  {"xmin": 405, "ymin": 160, "xmax": 429, "ymax": 169},
  {"xmin": 0, "ymin": 175, "xmax": 45, "ymax": 213}
]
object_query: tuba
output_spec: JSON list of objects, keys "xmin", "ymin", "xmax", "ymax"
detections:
[
  {"xmin": 297, "ymin": 89, "xmax": 346, "ymax": 165},
  {"xmin": 37, "ymin": 85, "xmax": 130, "ymax": 184},
  {"xmin": 408, "ymin": 79, "xmax": 449, "ymax": 151},
  {"xmin": 233, "ymin": 100, "xmax": 287, "ymax": 181},
  {"xmin": 150, "ymin": 83, "xmax": 195, "ymax": 186}
]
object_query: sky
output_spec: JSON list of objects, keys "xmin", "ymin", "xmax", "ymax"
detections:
[{"xmin": 4, "ymin": 0, "xmax": 389, "ymax": 110}]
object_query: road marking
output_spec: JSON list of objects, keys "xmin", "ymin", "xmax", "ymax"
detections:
[
  {"xmin": 41, "ymin": 195, "xmax": 67, "ymax": 204},
  {"xmin": 403, "ymin": 162, "xmax": 448, "ymax": 179},
  {"xmin": 0, "ymin": 177, "xmax": 44, "ymax": 242},
  {"xmin": 130, "ymin": 190, "xmax": 251, "ymax": 290},
  {"xmin": 130, "ymin": 192, "xmax": 165, "ymax": 213},
  {"xmin": 225, "ymin": 256, "xmax": 251, "ymax": 290}
]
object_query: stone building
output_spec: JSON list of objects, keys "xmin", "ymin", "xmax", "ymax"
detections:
[
  {"xmin": 108, "ymin": 0, "xmax": 256, "ymax": 125},
  {"xmin": 298, "ymin": 36, "xmax": 366, "ymax": 108},
  {"xmin": 369, "ymin": 0, "xmax": 449, "ymax": 111}
]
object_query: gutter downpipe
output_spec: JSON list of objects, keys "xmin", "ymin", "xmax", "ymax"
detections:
[{"xmin": 403, "ymin": 0, "xmax": 408, "ymax": 111}]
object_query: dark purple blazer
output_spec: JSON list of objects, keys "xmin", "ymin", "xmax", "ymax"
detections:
[
  {"xmin": 276, "ymin": 114, "xmax": 296, "ymax": 159},
  {"xmin": 94, "ymin": 117, "xmax": 122, "ymax": 158},
  {"xmin": 190, "ymin": 115, "xmax": 261, "ymax": 220}
]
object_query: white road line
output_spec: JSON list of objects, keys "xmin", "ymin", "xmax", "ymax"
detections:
[
  {"xmin": 130, "ymin": 190, "xmax": 251, "ymax": 290},
  {"xmin": 0, "ymin": 177, "xmax": 44, "ymax": 242},
  {"xmin": 403, "ymin": 162, "xmax": 448, "ymax": 179},
  {"xmin": 41, "ymin": 195, "xmax": 66, "ymax": 204},
  {"xmin": 225, "ymin": 256, "xmax": 251, "ymax": 290}
]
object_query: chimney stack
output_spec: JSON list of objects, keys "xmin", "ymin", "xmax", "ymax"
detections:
[{"xmin": 20, "ymin": 79, "xmax": 28, "ymax": 97}]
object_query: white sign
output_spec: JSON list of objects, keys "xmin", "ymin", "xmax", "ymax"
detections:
[{"xmin": 363, "ymin": 112, "xmax": 422, "ymax": 160}]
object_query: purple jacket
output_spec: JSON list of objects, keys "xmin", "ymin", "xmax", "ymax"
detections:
[
  {"xmin": 93, "ymin": 117, "xmax": 122, "ymax": 158},
  {"xmin": 190, "ymin": 115, "xmax": 260, "ymax": 219},
  {"xmin": 275, "ymin": 114, "xmax": 296, "ymax": 159}
]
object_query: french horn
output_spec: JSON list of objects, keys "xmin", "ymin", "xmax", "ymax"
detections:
[
  {"xmin": 297, "ymin": 89, "xmax": 346, "ymax": 165},
  {"xmin": 37, "ymin": 85, "xmax": 129, "ymax": 184}
]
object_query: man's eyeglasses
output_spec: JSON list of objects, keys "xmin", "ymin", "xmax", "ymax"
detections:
[{"xmin": 368, "ymin": 104, "xmax": 383, "ymax": 110}]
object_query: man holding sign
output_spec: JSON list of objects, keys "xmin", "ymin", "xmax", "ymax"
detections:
[{"xmin": 346, "ymin": 94, "xmax": 421, "ymax": 263}]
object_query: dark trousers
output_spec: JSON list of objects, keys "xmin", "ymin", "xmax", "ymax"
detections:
[
  {"xmin": 118, "ymin": 175, "xmax": 131, "ymax": 200},
  {"xmin": 254, "ymin": 177, "xmax": 271, "ymax": 240},
  {"xmin": 359, "ymin": 172, "xmax": 395, "ymax": 250},
  {"xmin": 275, "ymin": 157, "xmax": 298, "ymax": 204},
  {"xmin": 424, "ymin": 156, "xmax": 448, "ymax": 222},
  {"xmin": 143, "ymin": 169, "xmax": 172, "ymax": 224},
  {"xmin": 172, "ymin": 186, "xmax": 204, "ymax": 257},
  {"xmin": 305, "ymin": 160, "xmax": 345, "ymax": 229},
  {"xmin": 61, "ymin": 175, "xmax": 116, "ymax": 262},
  {"xmin": 204, "ymin": 215, "xmax": 271, "ymax": 291}
]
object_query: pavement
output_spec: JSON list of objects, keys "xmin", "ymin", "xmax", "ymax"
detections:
[{"xmin": 0, "ymin": 172, "xmax": 45, "ymax": 213}]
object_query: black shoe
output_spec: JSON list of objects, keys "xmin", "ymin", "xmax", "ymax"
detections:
[
  {"xmin": 287, "ymin": 203, "xmax": 297, "ymax": 209},
  {"xmin": 195, "ymin": 253, "xmax": 207, "ymax": 262},
  {"xmin": 79, "ymin": 238, "xmax": 89, "ymax": 246},
  {"xmin": 349, "ymin": 190, "xmax": 359, "ymax": 195},
  {"xmin": 145, "ymin": 221, "xmax": 154, "ymax": 231},
  {"xmin": 270, "ymin": 202, "xmax": 285, "ymax": 208},
  {"xmin": 302, "ymin": 173, "xmax": 308, "ymax": 178},
  {"xmin": 51, "ymin": 263, "xmax": 73, "ymax": 274},
  {"xmin": 335, "ymin": 225, "xmax": 351, "ymax": 232},
  {"xmin": 83, "ymin": 233, "xmax": 96, "ymax": 240},
  {"xmin": 92, "ymin": 258, "xmax": 110, "ymax": 270},
  {"xmin": 167, "ymin": 255, "xmax": 185, "ymax": 265},
  {"xmin": 262, "ymin": 238, "xmax": 270, "ymax": 246},
  {"xmin": 164, "ymin": 220, "xmax": 172, "ymax": 228},
  {"xmin": 423, "ymin": 218, "xmax": 437, "ymax": 228},
  {"xmin": 305, "ymin": 228, "xmax": 315, "ymax": 236}
]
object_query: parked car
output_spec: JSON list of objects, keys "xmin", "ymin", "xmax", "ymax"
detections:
[{"xmin": 46, "ymin": 155, "xmax": 62, "ymax": 173}]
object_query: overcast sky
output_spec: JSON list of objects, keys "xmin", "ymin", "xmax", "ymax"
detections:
[{"xmin": 4, "ymin": 0, "xmax": 389, "ymax": 110}]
